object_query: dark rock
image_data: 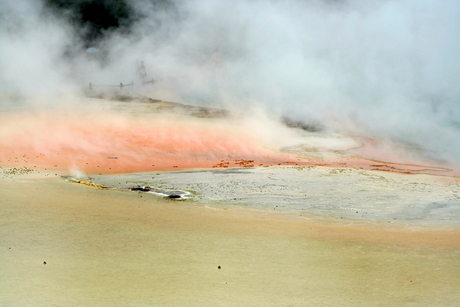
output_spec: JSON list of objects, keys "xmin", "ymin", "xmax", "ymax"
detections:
[
  {"xmin": 131, "ymin": 186, "xmax": 150, "ymax": 192},
  {"xmin": 166, "ymin": 194, "xmax": 181, "ymax": 199}
]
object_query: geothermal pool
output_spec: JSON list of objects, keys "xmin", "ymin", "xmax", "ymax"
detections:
[
  {"xmin": 2, "ymin": 97, "xmax": 460, "ymax": 306},
  {"xmin": 1, "ymin": 97, "xmax": 459, "ymax": 228}
]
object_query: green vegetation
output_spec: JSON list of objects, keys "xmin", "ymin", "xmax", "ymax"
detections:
[
  {"xmin": 44, "ymin": 0, "xmax": 172, "ymax": 45},
  {"xmin": 45, "ymin": 0, "xmax": 133, "ymax": 44}
]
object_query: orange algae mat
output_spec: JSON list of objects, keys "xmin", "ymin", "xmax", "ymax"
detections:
[
  {"xmin": 0, "ymin": 112, "xmax": 307, "ymax": 174},
  {"xmin": 0, "ymin": 111, "xmax": 454, "ymax": 176}
]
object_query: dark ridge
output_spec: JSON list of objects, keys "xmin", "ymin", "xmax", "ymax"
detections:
[{"xmin": 281, "ymin": 117, "xmax": 323, "ymax": 132}]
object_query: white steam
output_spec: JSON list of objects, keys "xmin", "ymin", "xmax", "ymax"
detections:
[
  {"xmin": 0, "ymin": 0, "xmax": 80, "ymax": 102},
  {"xmin": 1, "ymin": 0, "xmax": 459, "ymax": 164}
]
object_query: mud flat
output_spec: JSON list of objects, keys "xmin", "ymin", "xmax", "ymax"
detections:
[{"xmin": 89, "ymin": 166, "xmax": 460, "ymax": 229}]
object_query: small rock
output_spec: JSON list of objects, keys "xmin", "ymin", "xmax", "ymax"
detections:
[{"xmin": 166, "ymin": 194, "xmax": 181, "ymax": 199}]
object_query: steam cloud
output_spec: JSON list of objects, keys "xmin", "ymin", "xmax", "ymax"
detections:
[{"xmin": 1, "ymin": 0, "xmax": 459, "ymax": 165}]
